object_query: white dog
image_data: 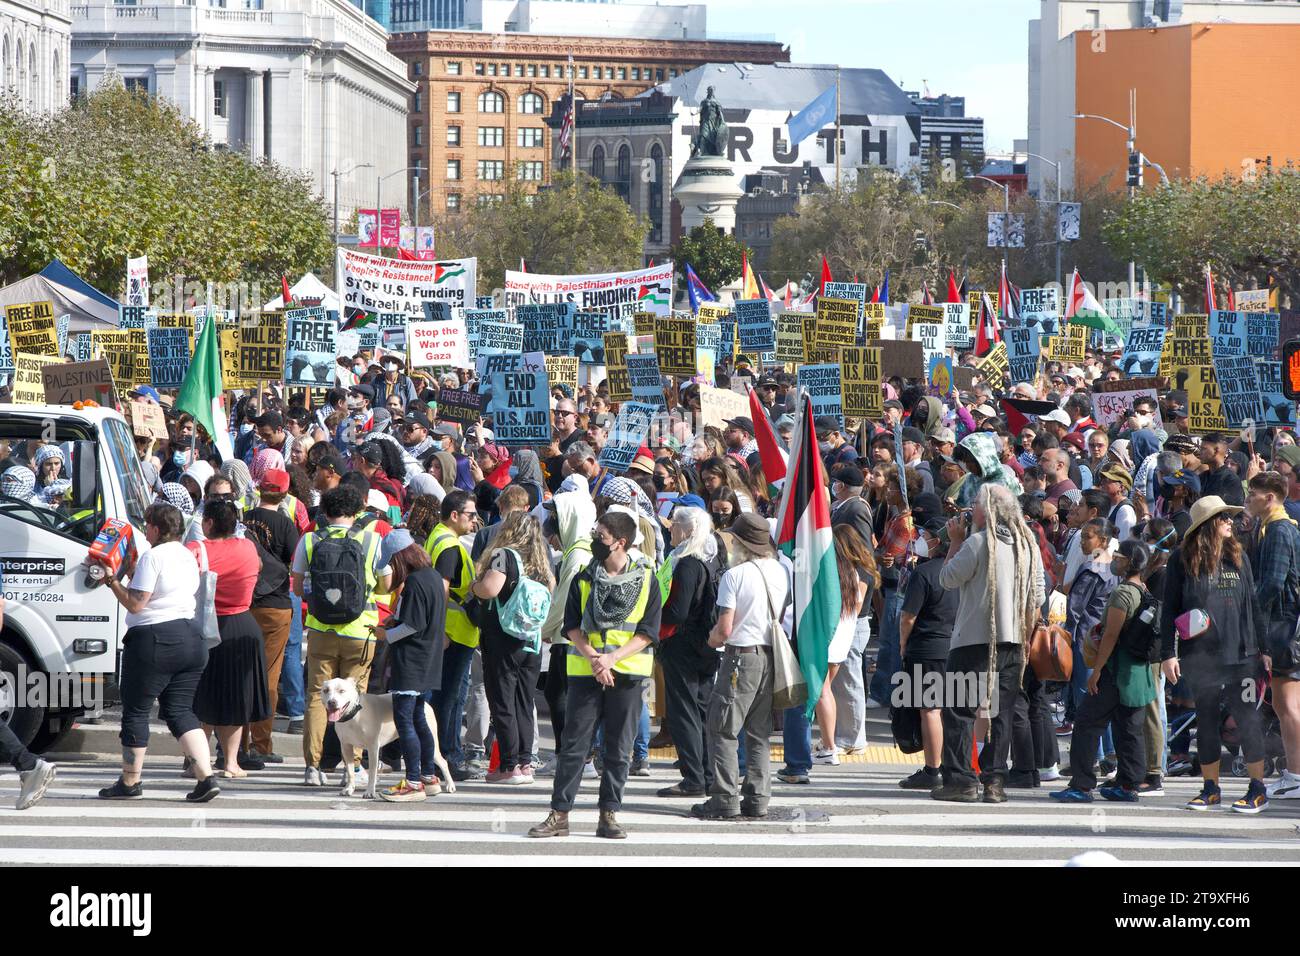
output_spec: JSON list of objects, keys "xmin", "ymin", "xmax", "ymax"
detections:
[{"xmin": 319, "ymin": 677, "xmax": 456, "ymax": 799}]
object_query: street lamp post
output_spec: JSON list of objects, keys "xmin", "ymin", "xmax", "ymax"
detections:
[
  {"xmin": 377, "ymin": 166, "xmax": 423, "ymax": 258},
  {"xmin": 1025, "ymin": 151, "xmax": 1063, "ymax": 289},
  {"xmin": 1074, "ymin": 88, "xmax": 1138, "ymax": 295},
  {"xmin": 968, "ymin": 174, "xmax": 1011, "ymax": 285},
  {"xmin": 332, "ymin": 162, "xmax": 373, "ymax": 247}
]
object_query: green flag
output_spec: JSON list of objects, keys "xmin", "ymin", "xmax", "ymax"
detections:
[{"xmin": 175, "ymin": 316, "xmax": 234, "ymax": 461}]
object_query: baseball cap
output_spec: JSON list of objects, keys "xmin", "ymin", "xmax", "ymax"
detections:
[
  {"xmin": 672, "ymin": 493, "xmax": 708, "ymax": 511},
  {"xmin": 929, "ymin": 427, "xmax": 956, "ymax": 445},
  {"xmin": 974, "ymin": 403, "xmax": 998, "ymax": 420},
  {"xmin": 724, "ymin": 416, "xmax": 755, "ymax": 436},
  {"xmin": 132, "ymin": 385, "xmax": 161, "ymax": 404},
  {"xmin": 366, "ymin": 489, "xmax": 390, "ymax": 512},
  {"xmin": 315, "ymin": 451, "xmax": 346, "ymax": 475},
  {"xmin": 1039, "ymin": 408, "xmax": 1071, "ymax": 427},
  {"xmin": 259, "ymin": 468, "xmax": 290, "ymax": 493},
  {"xmin": 756, "ymin": 374, "xmax": 778, "ymax": 388},
  {"xmin": 901, "ymin": 426, "xmax": 926, "ymax": 445},
  {"xmin": 1163, "ymin": 434, "xmax": 1199, "ymax": 454},
  {"xmin": 1098, "ymin": 465, "xmax": 1133, "ymax": 489},
  {"xmin": 355, "ymin": 444, "xmax": 384, "ymax": 466},
  {"xmin": 1061, "ymin": 432, "xmax": 1087, "ymax": 453},
  {"xmin": 830, "ymin": 463, "xmax": 865, "ymax": 487},
  {"xmin": 349, "ymin": 383, "xmax": 376, "ymax": 403}
]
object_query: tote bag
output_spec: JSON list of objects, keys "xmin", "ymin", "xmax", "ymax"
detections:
[
  {"xmin": 192, "ymin": 541, "xmax": 221, "ymax": 648},
  {"xmin": 762, "ymin": 565, "xmax": 806, "ymax": 712}
]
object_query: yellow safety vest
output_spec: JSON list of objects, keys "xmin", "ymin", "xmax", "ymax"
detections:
[
  {"xmin": 568, "ymin": 566, "xmax": 655, "ymax": 678},
  {"xmin": 425, "ymin": 522, "xmax": 480, "ymax": 649},
  {"xmin": 303, "ymin": 524, "xmax": 382, "ymax": 639}
]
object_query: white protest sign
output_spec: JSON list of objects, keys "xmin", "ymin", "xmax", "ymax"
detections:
[{"xmin": 408, "ymin": 319, "xmax": 468, "ymax": 368}]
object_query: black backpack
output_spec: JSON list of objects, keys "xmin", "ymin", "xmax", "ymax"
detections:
[
  {"xmin": 307, "ymin": 528, "xmax": 369, "ymax": 625},
  {"xmin": 1117, "ymin": 585, "xmax": 1161, "ymax": 664}
]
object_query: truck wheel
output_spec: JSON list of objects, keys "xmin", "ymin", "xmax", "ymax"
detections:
[{"xmin": 0, "ymin": 640, "xmax": 44, "ymax": 748}]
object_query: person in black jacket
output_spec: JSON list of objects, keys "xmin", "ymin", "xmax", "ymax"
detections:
[
  {"xmin": 655, "ymin": 506, "xmax": 725, "ymax": 798},
  {"xmin": 373, "ymin": 530, "xmax": 447, "ymax": 801},
  {"xmin": 1195, "ymin": 434, "xmax": 1245, "ymax": 506}
]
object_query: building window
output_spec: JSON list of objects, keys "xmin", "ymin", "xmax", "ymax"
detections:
[
  {"xmin": 477, "ymin": 194, "xmax": 504, "ymax": 207},
  {"xmin": 617, "ymin": 67, "xmax": 627, "ymax": 80},
  {"xmin": 412, "ymin": 62, "xmax": 422, "ymax": 77},
  {"xmin": 446, "ymin": 159, "xmax": 461, "ymax": 180},
  {"xmin": 632, "ymin": 67, "xmax": 641, "ymax": 81},
  {"xmin": 477, "ymin": 126, "xmax": 504, "ymax": 147},
  {"xmin": 500, "ymin": 63, "xmax": 509, "ymax": 75},
  {"xmin": 474, "ymin": 63, "xmax": 485, "ymax": 75},
  {"xmin": 649, "ymin": 143, "xmax": 664, "ymax": 243},
  {"xmin": 447, "ymin": 125, "xmax": 461, "ymax": 146},
  {"xmin": 527, "ymin": 64, "xmax": 536, "ymax": 77},
  {"xmin": 477, "ymin": 90, "xmax": 504, "ymax": 112},
  {"xmin": 446, "ymin": 91, "xmax": 461, "ymax": 112},
  {"xmin": 669, "ymin": 69, "xmax": 678, "ymax": 78},
  {"xmin": 413, "ymin": 90, "xmax": 422, "ymax": 112},
  {"xmin": 591, "ymin": 144, "xmax": 605, "ymax": 181},
  {"xmin": 517, "ymin": 127, "xmax": 543, "ymax": 148},
  {"xmin": 604, "ymin": 68, "xmax": 613, "ymax": 80},
  {"xmin": 615, "ymin": 144, "xmax": 631, "ymax": 202},
  {"xmin": 213, "ymin": 79, "xmax": 226, "ymax": 117},
  {"xmin": 513, "ymin": 64, "xmax": 523, "ymax": 77},
  {"xmin": 69, "ymin": 75, "xmax": 80, "ymax": 100},
  {"xmin": 125, "ymin": 76, "xmax": 149, "ymax": 95},
  {"xmin": 578, "ymin": 67, "xmax": 588, "ymax": 79},
  {"xmin": 413, "ymin": 125, "xmax": 423, "ymax": 146},
  {"xmin": 447, "ymin": 193, "xmax": 461, "ymax": 211},
  {"xmin": 517, "ymin": 161, "xmax": 543, "ymax": 181},
  {"xmin": 478, "ymin": 160, "xmax": 505, "ymax": 180},
  {"xmin": 446, "ymin": 61, "xmax": 461, "ymax": 75},
  {"xmin": 540, "ymin": 65, "xmax": 550, "ymax": 78},
  {"xmin": 518, "ymin": 91, "xmax": 543, "ymax": 114},
  {"xmin": 655, "ymin": 69, "xmax": 664, "ymax": 82}
]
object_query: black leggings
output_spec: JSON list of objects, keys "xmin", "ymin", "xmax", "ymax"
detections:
[
  {"xmin": 544, "ymin": 643, "xmax": 568, "ymax": 753},
  {"xmin": 1189, "ymin": 660, "xmax": 1265, "ymax": 766}
]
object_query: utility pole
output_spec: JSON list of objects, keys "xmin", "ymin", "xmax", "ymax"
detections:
[{"xmin": 834, "ymin": 65, "xmax": 841, "ymax": 192}]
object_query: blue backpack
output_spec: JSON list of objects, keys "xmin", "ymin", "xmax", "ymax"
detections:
[{"xmin": 494, "ymin": 548, "xmax": 551, "ymax": 654}]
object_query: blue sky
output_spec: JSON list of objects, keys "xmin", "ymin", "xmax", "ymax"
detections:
[{"xmin": 706, "ymin": 0, "xmax": 1039, "ymax": 154}]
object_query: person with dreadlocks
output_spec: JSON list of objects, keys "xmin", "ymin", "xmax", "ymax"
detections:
[{"xmin": 934, "ymin": 483, "xmax": 1045, "ymax": 803}]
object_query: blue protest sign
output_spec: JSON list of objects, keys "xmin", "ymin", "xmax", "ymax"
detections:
[
  {"xmin": 147, "ymin": 326, "xmax": 191, "ymax": 389},
  {"xmin": 626, "ymin": 353, "xmax": 665, "ymax": 408},
  {"xmin": 735, "ymin": 298, "xmax": 775, "ymax": 353},
  {"xmin": 483, "ymin": 351, "xmax": 550, "ymax": 445},
  {"xmin": 797, "ymin": 363, "xmax": 843, "ymax": 429}
]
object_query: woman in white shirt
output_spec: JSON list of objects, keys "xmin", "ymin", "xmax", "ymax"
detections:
[{"xmin": 99, "ymin": 502, "xmax": 221, "ymax": 803}]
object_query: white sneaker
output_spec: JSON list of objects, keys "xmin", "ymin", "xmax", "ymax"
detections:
[
  {"xmin": 16, "ymin": 759, "xmax": 56, "ymax": 810},
  {"xmin": 582, "ymin": 760, "xmax": 598, "ymax": 779},
  {"xmin": 1266, "ymin": 770, "xmax": 1300, "ymax": 799},
  {"xmin": 303, "ymin": 766, "xmax": 326, "ymax": 786},
  {"xmin": 840, "ymin": 744, "xmax": 868, "ymax": 756},
  {"xmin": 1039, "ymin": 764, "xmax": 1062, "ymax": 782},
  {"xmin": 812, "ymin": 748, "xmax": 841, "ymax": 766},
  {"xmin": 864, "ymin": 697, "xmax": 887, "ymax": 709},
  {"xmin": 352, "ymin": 766, "xmax": 369, "ymax": 789}
]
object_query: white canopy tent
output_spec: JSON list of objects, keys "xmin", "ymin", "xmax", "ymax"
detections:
[{"xmin": 260, "ymin": 273, "xmax": 339, "ymax": 311}]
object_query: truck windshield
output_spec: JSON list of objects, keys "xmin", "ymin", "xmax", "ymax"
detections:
[
  {"xmin": 0, "ymin": 420, "xmax": 103, "ymax": 544},
  {"xmin": 102, "ymin": 418, "xmax": 151, "ymax": 530}
]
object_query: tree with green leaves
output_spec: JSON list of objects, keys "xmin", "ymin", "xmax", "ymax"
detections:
[
  {"xmin": 460, "ymin": 170, "xmax": 646, "ymax": 292},
  {"xmin": 669, "ymin": 218, "xmax": 752, "ymax": 294},
  {"xmin": 0, "ymin": 81, "xmax": 333, "ymax": 302}
]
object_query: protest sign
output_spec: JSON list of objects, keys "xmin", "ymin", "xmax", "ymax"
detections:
[
  {"xmin": 928, "ymin": 355, "xmax": 954, "ymax": 398},
  {"xmin": 735, "ymin": 299, "xmax": 775, "ymax": 354},
  {"xmin": 1212, "ymin": 355, "xmax": 1263, "ymax": 430},
  {"xmin": 974, "ymin": 341, "xmax": 1009, "ymax": 387},
  {"xmin": 476, "ymin": 295, "xmax": 495, "ymax": 310},
  {"xmin": 604, "ymin": 332, "xmax": 633, "ymax": 403},
  {"xmin": 72, "ymin": 334, "xmax": 90, "ymax": 364},
  {"xmin": 518, "ymin": 303, "xmax": 573, "ymax": 355},
  {"xmin": 477, "ymin": 318, "xmax": 523, "ymax": 358},
  {"xmin": 336, "ymin": 248, "xmax": 477, "ymax": 317},
  {"xmin": 336, "ymin": 329, "xmax": 361, "ymax": 359},
  {"xmin": 1020, "ymin": 287, "xmax": 1060, "ymax": 335},
  {"xmin": 147, "ymin": 327, "xmax": 191, "ymax": 389},
  {"xmin": 797, "ymin": 364, "xmax": 844, "ymax": 429},
  {"xmin": 1209, "ymin": 310, "xmax": 1247, "ymax": 359},
  {"xmin": 841, "ymin": 346, "xmax": 882, "ymax": 420},
  {"xmin": 905, "ymin": 303, "xmax": 943, "ymax": 336},
  {"xmin": 1164, "ymin": 314, "xmax": 1211, "ymax": 386},
  {"xmin": 355, "ymin": 328, "xmax": 380, "ymax": 353},
  {"xmin": 697, "ymin": 303, "xmax": 730, "ymax": 324},
  {"xmin": 626, "ymin": 353, "xmax": 665, "ymax": 407},
  {"xmin": 218, "ymin": 326, "xmax": 255, "ymax": 391},
  {"xmin": 813, "ymin": 298, "xmax": 858, "ymax": 361},
  {"xmin": 775, "ymin": 312, "xmax": 805, "ymax": 363},
  {"xmin": 1092, "ymin": 389, "xmax": 1163, "ymax": 431},
  {"xmin": 969, "ymin": 291, "xmax": 997, "ymax": 335},
  {"xmin": 55, "ymin": 313, "xmax": 69, "ymax": 358},
  {"xmin": 485, "ymin": 352, "xmax": 550, "ymax": 445},
  {"xmin": 1100, "ymin": 298, "xmax": 1144, "ymax": 346},
  {"xmin": 863, "ymin": 302, "xmax": 886, "ymax": 343},
  {"xmin": 698, "ymin": 383, "xmax": 748, "ymax": 431},
  {"xmin": 504, "ymin": 262, "xmax": 674, "ymax": 323},
  {"xmin": 571, "ymin": 311, "xmax": 611, "ymax": 364},
  {"xmin": 408, "ymin": 318, "xmax": 469, "ymax": 368},
  {"xmin": 238, "ymin": 314, "xmax": 285, "ymax": 384},
  {"xmin": 633, "ymin": 311, "xmax": 658, "ymax": 337},
  {"xmin": 380, "ymin": 314, "xmax": 408, "ymax": 353},
  {"xmin": 872, "ymin": 339, "xmax": 924, "ymax": 381},
  {"xmin": 598, "ymin": 401, "xmax": 659, "ymax": 472},
  {"xmin": 463, "ymin": 308, "xmax": 506, "ymax": 361},
  {"xmin": 1237, "ymin": 289, "xmax": 1270, "ymax": 311},
  {"xmin": 0, "ymin": 313, "xmax": 13, "ymax": 373},
  {"xmin": 823, "ymin": 283, "xmax": 868, "ymax": 320},
  {"xmin": 1049, "ymin": 324, "xmax": 1088, "ymax": 365},
  {"xmin": 6, "ymin": 301, "xmax": 58, "ymax": 357},
  {"xmin": 123, "ymin": 400, "xmax": 169, "ymax": 441},
  {"xmin": 1255, "ymin": 360, "xmax": 1294, "ymax": 427},
  {"xmin": 1186, "ymin": 363, "xmax": 1228, "ymax": 435},
  {"xmin": 910, "ymin": 322, "xmax": 945, "ymax": 370},
  {"xmin": 126, "ymin": 255, "xmax": 149, "ymax": 307},
  {"xmin": 941, "ymin": 303, "xmax": 970, "ymax": 350},
  {"xmin": 695, "ymin": 321, "xmax": 720, "ymax": 358},
  {"xmin": 1005, "ymin": 325, "xmax": 1040, "ymax": 384},
  {"xmin": 284, "ymin": 307, "xmax": 336, "ymax": 387},
  {"xmin": 119, "ymin": 305, "xmax": 149, "ymax": 330},
  {"xmin": 91, "ymin": 330, "xmax": 136, "ymax": 394},
  {"xmin": 11, "ymin": 354, "xmax": 60, "ymax": 405},
  {"xmin": 422, "ymin": 302, "xmax": 453, "ymax": 323},
  {"xmin": 157, "ymin": 311, "xmax": 195, "ymax": 351},
  {"xmin": 1246, "ymin": 312, "xmax": 1278, "ymax": 357},
  {"xmin": 1121, "ymin": 324, "xmax": 1167, "ymax": 377},
  {"xmin": 43, "ymin": 359, "xmax": 116, "ymax": 406},
  {"xmin": 545, "ymin": 355, "xmax": 579, "ymax": 394},
  {"xmin": 435, "ymin": 387, "xmax": 483, "ymax": 425},
  {"xmin": 654, "ymin": 317, "xmax": 696, "ymax": 376}
]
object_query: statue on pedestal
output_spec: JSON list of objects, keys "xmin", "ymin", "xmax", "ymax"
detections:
[{"xmin": 690, "ymin": 86, "xmax": 729, "ymax": 158}]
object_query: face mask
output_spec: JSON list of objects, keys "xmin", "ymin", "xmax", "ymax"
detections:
[
  {"xmin": 712, "ymin": 512, "xmax": 732, "ymax": 528},
  {"xmin": 913, "ymin": 537, "xmax": 931, "ymax": 559},
  {"xmin": 818, "ymin": 441, "xmax": 833, "ymax": 453},
  {"xmin": 653, "ymin": 474, "xmax": 667, "ymax": 492},
  {"xmin": 173, "ymin": 451, "xmax": 187, "ymax": 468},
  {"xmin": 508, "ymin": 466, "xmax": 518, "ymax": 479},
  {"xmin": 591, "ymin": 539, "xmax": 612, "ymax": 563},
  {"xmin": 831, "ymin": 481, "xmax": 843, "ymax": 498}
]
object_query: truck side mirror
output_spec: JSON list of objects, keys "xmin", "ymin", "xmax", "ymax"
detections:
[{"xmin": 71, "ymin": 440, "xmax": 99, "ymax": 515}]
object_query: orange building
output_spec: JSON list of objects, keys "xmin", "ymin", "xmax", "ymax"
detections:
[{"xmin": 1073, "ymin": 22, "xmax": 1300, "ymax": 190}]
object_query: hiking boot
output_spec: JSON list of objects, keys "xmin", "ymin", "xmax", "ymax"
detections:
[
  {"xmin": 690, "ymin": 801, "xmax": 740, "ymax": 820},
  {"xmin": 982, "ymin": 777, "xmax": 1008, "ymax": 803},
  {"xmin": 596, "ymin": 810, "xmax": 627, "ymax": 839},
  {"xmin": 527, "ymin": 810, "xmax": 570, "ymax": 838},
  {"xmin": 931, "ymin": 782, "xmax": 980, "ymax": 803}
]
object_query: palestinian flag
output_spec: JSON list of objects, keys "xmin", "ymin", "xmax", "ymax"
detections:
[
  {"xmin": 1001, "ymin": 396, "xmax": 1058, "ymax": 436},
  {"xmin": 637, "ymin": 284, "xmax": 668, "ymax": 308},
  {"xmin": 175, "ymin": 317, "xmax": 234, "ymax": 462},
  {"xmin": 774, "ymin": 394, "xmax": 841, "ymax": 718},
  {"xmin": 339, "ymin": 306, "xmax": 377, "ymax": 331},
  {"xmin": 748, "ymin": 385, "xmax": 786, "ymax": 488},
  {"xmin": 434, "ymin": 263, "xmax": 466, "ymax": 284},
  {"xmin": 1064, "ymin": 267, "xmax": 1122, "ymax": 337}
]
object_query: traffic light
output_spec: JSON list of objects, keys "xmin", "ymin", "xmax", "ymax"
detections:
[
  {"xmin": 1283, "ymin": 339, "xmax": 1300, "ymax": 401},
  {"xmin": 1127, "ymin": 151, "xmax": 1144, "ymax": 189}
]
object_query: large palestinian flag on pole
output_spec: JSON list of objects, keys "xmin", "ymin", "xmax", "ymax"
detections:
[{"xmin": 774, "ymin": 393, "xmax": 841, "ymax": 717}]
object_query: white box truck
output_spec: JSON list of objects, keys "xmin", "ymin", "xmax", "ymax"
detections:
[{"xmin": 0, "ymin": 403, "xmax": 154, "ymax": 750}]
